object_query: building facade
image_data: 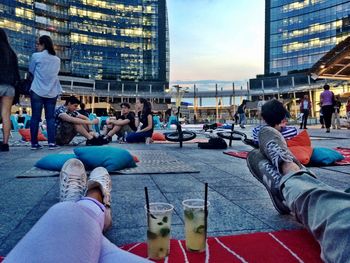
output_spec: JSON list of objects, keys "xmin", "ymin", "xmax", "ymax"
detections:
[
  {"xmin": 0, "ymin": 0, "xmax": 169, "ymax": 92},
  {"xmin": 265, "ymin": 0, "xmax": 350, "ymax": 75}
]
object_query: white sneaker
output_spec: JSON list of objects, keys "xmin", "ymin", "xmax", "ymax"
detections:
[
  {"xmin": 59, "ymin": 159, "xmax": 87, "ymax": 202},
  {"xmin": 87, "ymin": 167, "xmax": 112, "ymax": 207}
]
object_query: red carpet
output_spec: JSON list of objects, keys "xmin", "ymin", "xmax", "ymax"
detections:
[
  {"xmin": 0, "ymin": 230, "xmax": 322, "ymax": 262},
  {"xmin": 335, "ymin": 147, "xmax": 350, "ymax": 165},
  {"xmin": 224, "ymin": 147, "xmax": 350, "ymax": 166},
  {"xmin": 224, "ymin": 150, "xmax": 249, "ymax": 159},
  {"xmin": 120, "ymin": 229, "xmax": 322, "ymax": 262}
]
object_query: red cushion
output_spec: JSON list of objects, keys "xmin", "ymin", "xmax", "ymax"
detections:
[
  {"xmin": 18, "ymin": 129, "xmax": 47, "ymax": 142},
  {"xmin": 132, "ymin": 155, "xmax": 140, "ymax": 163},
  {"xmin": 287, "ymin": 130, "xmax": 312, "ymax": 165},
  {"xmin": 152, "ymin": 132, "xmax": 166, "ymax": 141}
]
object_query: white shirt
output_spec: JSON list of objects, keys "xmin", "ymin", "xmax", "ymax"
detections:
[
  {"xmin": 303, "ymin": 100, "xmax": 309, "ymax": 110},
  {"xmin": 29, "ymin": 50, "xmax": 62, "ymax": 98}
]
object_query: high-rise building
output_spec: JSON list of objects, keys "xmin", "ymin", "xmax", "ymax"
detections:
[
  {"xmin": 265, "ymin": 0, "xmax": 350, "ymax": 75},
  {"xmin": 0, "ymin": 0, "xmax": 169, "ymax": 92}
]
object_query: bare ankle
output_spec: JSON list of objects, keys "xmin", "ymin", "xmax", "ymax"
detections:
[
  {"xmin": 281, "ymin": 162, "xmax": 300, "ymax": 175},
  {"xmin": 86, "ymin": 187, "xmax": 103, "ymax": 204}
]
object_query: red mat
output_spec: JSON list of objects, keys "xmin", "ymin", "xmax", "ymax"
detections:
[
  {"xmin": 224, "ymin": 147, "xmax": 350, "ymax": 166},
  {"xmin": 120, "ymin": 229, "xmax": 321, "ymax": 262},
  {"xmin": 0, "ymin": 230, "xmax": 321, "ymax": 262}
]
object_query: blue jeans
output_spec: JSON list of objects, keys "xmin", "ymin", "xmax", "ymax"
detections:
[
  {"xmin": 239, "ymin": 113, "xmax": 246, "ymax": 125},
  {"xmin": 281, "ymin": 172, "xmax": 350, "ymax": 263},
  {"xmin": 126, "ymin": 131, "xmax": 153, "ymax": 143},
  {"xmin": 30, "ymin": 91, "xmax": 57, "ymax": 145}
]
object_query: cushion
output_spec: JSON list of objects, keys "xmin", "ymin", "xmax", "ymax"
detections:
[
  {"xmin": 152, "ymin": 132, "xmax": 166, "ymax": 141},
  {"xmin": 19, "ymin": 129, "xmax": 47, "ymax": 142},
  {"xmin": 133, "ymin": 155, "xmax": 140, "ymax": 163},
  {"xmin": 287, "ymin": 130, "xmax": 313, "ymax": 165},
  {"xmin": 35, "ymin": 154, "xmax": 77, "ymax": 171},
  {"xmin": 74, "ymin": 146, "xmax": 136, "ymax": 172},
  {"xmin": 310, "ymin": 147, "xmax": 344, "ymax": 166}
]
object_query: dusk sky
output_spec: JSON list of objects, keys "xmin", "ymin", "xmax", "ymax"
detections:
[{"xmin": 167, "ymin": 0, "xmax": 265, "ymax": 83}]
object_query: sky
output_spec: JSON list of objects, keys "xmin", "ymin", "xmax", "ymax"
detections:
[{"xmin": 167, "ymin": 0, "xmax": 265, "ymax": 83}]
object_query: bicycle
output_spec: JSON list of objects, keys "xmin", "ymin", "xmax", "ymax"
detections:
[{"xmin": 164, "ymin": 107, "xmax": 196, "ymax": 148}]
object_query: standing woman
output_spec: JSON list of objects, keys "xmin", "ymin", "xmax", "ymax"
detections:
[
  {"xmin": 29, "ymin": 35, "xmax": 62, "ymax": 149},
  {"xmin": 0, "ymin": 29, "xmax": 20, "ymax": 152},
  {"xmin": 320, "ymin": 84, "xmax": 334, "ymax": 133},
  {"xmin": 126, "ymin": 98, "xmax": 153, "ymax": 143}
]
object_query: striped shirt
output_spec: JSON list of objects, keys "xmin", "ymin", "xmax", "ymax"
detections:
[{"xmin": 252, "ymin": 125, "xmax": 298, "ymax": 144}]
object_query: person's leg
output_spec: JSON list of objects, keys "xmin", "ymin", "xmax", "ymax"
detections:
[
  {"xmin": 99, "ymin": 237, "xmax": 152, "ymax": 263},
  {"xmin": 30, "ymin": 92, "xmax": 44, "ymax": 146},
  {"xmin": 55, "ymin": 122, "xmax": 78, "ymax": 145},
  {"xmin": 4, "ymin": 202, "xmax": 103, "ymax": 263},
  {"xmin": 335, "ymin": 111, "xmax": 341, "ymax": 129},
  {"xmin": 322, "ymin": 106, "xmax": 332, "ymax": 132},
  {"xmin": 106, "ymin": 124, "xmax": 122, "ymax": 138},
  {"xmin": 281, "ymin": 163, "xmax": 350, "ymax": 263},
  {"xmin": 303, "ymin": 110, "xmax": 309, "ymax": 129},
  {"xmin": 43, "ymin": 96, "xmax": 57, "ymax": 144},
  {"xmin": 126, "ymin": 131, "xmax": 152, "ymax": 143},
  {"xmin": 0, "ymin": 96, "xmax": 13, "ymax": 145},
  {"xmin": 74, "ymin": 123, "xmax": 94, "ymax": 140},
  {"xmin": 331, "ymin": 112, "xmax": 336, "ymax": 129}
]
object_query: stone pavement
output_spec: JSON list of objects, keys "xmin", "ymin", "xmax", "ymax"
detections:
[{"xmin": 0, "ymin": 125, "xmax": 349, "ymax": 256}]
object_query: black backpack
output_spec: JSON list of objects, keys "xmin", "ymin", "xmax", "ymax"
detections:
[{"xmin": 198, "ymin": 137, "xmax": 227, "ymax": 149}]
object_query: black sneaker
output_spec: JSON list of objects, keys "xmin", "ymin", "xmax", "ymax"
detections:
[
  {"xmin": 48, "ymin": 143, "xmax": 60, "ymax": 150},
  {"xmin": 31, "ymin": 144, "xmax": 43, "ymax": 150},
  {"xmin": 0, "ymin": 143, "xmax": 9, "ymax": 152},
  {"xmin": 86, "ymin": 137, "xmax": 103, "ymax": 146},
  {"xmin": 99, "ymin": 136, "xmax": 110, "ymax": 145},
  {"xmin": 247, "ymin": 149, "xmax": 291, "ymax": 214},
  {"xmin": 258, "ymin": 126, "xmax": 301, "ymax": 173}
]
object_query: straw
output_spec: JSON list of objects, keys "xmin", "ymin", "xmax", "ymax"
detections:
[
  {"xmin": 204, "ymin": 182, "xmax": 208, "ymax": 239},
  {"xmin": 145, "ymin": 187, "xmax": 150, "ymax": 226}
]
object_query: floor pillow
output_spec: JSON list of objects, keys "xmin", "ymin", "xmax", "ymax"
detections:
[
  {"xmin": 19, "ymin": 128, "xmax": 47, "ymax": 142},
  {"xmin": 152, "ymin": 132, "xmax": 166, "ymax": 141},
  {"xmin": 74, "ymin": 146, "xmax": 136, "ymax": 172},
  {"xmin": 310, "ymin": 147, "xmax": 344, "ymax": 166},
  {"xmin": 286, "ymin": 130, "xmax": 313, "ymax": 165},
  {"xmin": 35, "ymin": 154, "xmax": 77, "ymax": 171}
]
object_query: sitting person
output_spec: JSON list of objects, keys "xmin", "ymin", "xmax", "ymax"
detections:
[
  {"xmin": 54, "ymin": 96, "xmax": 101, "ymax": 146},
  {"xmin": 247, "ymin": 125, "xmax": 350, "ymax": 263},
  {"xmin": 4, "ymin": 159, "xmax": 151, "ymax": 263},
  {"xmin": 101, "ymin": 102, "xmax": 137, "ymax": 143},
  {"xmin": 249, "ymin": 99, "xmax": 297, "ymax": 147},
  {"xmin": 77, "ymin": 102, "xmax": 90, "ymax": 118},
  {"xmin": 126, "ymin": 98, "xmax": 153, "ymax": 143}
]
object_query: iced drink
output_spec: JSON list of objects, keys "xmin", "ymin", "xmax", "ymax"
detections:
[
  {"xmin": 182, "ymin": 199, "xmax": 210, "ymax": 252},
  {"xmin": 145, "ymin": 202, "xmax": 174, "ymax": 260}
]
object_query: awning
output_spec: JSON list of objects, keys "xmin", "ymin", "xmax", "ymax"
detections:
[{"xmin": 310, "ymin": 36, "xmax": 350, "ymax": 80}]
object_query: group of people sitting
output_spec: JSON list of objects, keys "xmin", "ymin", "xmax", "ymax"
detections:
[
  {"xmin": 53, "ymin": 96, "xmax": 154, "ymax": 147},
  {"xmin": 3, "ymin": 98, "xmax": 350, "ymax": 263}
]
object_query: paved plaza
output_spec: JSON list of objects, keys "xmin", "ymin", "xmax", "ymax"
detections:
[{"xmin": 0, "ymin": 125, "xmax": 350, "ymax": 257}]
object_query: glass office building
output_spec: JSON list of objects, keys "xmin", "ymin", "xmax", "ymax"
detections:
[
  {"xmin": 0, "ymin": 0, "xmax": 169, "ymax": 90},
  {"xmin": 265, "ymin": 0, "xmax": 350, "ymax": 75}
]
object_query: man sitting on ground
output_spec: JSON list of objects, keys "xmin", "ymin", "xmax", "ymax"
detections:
[
  {"xmin": 54, "ymin": 96, "xmax": 101, "ymax": 146},
  {"xmin": 247, "ymin": 99, "xmax": 297, "ymax": 148},
  {"xmin": 247, "ymin": 123, "xmax": 350, "ymax": 262},
  {"xmin": 101, "ymin": 102, "xmax": 137, "ymax": 143}
]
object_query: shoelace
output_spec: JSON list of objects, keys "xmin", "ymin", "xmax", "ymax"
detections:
[
  {"xmin": 61, "ymin": 177, "xmax": 85, "ymax": 200},
  {"xmin": 263, "ymin": 162, "xmax": 280, "ymax": 183},
  {"xmin": 265, "ymin": 141, "xmax": 293, "ymax": 170}
]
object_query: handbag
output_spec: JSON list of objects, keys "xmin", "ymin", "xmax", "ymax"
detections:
[{"xmin": 16, "ymin": 72, "xmax": 33, "ymax": 95}]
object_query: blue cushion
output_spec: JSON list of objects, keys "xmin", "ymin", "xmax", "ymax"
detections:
[
  {"xmin": 74, "ymin": 146, "xmax": 136, "ymax": 172},
  {"xmin": 310, "ymin": 147, "xmax": 344, "ymax": 166},
  {"xmin": 35, "ymin": 154, "xmax": 77, "ymax": 171}
]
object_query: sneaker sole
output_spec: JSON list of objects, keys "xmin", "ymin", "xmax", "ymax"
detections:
[{"xmin": 247, "ymin": 151, "xmax": 290, "ymax": 215}]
